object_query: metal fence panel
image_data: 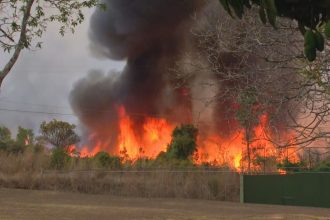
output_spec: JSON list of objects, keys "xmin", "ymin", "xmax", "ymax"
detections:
[{"xmin": 242, "ymin": 173, "xmax": 330, "ymax": 208}]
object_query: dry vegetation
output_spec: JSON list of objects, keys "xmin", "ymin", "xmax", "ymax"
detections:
[{"xmin": 0, "ymin": 151, "xmax": 240, "ymax": 201}]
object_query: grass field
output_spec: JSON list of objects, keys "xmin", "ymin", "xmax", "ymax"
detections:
[{"xmin": 0, "ymin": 188, "xmax": 329, "ymax": 220}]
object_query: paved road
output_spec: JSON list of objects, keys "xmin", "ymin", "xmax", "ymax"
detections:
[{"xmin": 0, "ymin": 188, "xmax": 329, "ymax": 220}]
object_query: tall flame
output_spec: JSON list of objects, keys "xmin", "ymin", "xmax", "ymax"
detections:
[
  {"xmin": 74, "ymin": 105, "xmax": 297, "ymax": 171},
  {"xmin": 117, "ymin": 105, "xmax": 174, "ymax": 158}
]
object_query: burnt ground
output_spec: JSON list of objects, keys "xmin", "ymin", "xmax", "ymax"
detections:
[{"xmin": 0, "ymin": 188, "xmax": 329, "ymax": 220}]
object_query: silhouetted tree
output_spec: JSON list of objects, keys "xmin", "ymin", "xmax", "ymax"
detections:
[
  {"xmin": 40, "ymin": 119, "xmax": 80, "ymax": 151},
  {"xmin": 167, "ymin": 124, "xmax": 198, "ymax": 160}
]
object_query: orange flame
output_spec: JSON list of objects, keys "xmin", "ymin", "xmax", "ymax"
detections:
[
  {"xmin": 73, "ymin": 106, "xmax": 297, "ymax": 172},
  {"xmin": 278, "ymin": 169, "xmax": 287, "ymax": 175},
  {"xmin": 24, "ymin": 138, "xmax": 30, "ymax": 146},
  {"xmin": 117, "ymin": 105, "xmax": 174, "ymax": 158}
]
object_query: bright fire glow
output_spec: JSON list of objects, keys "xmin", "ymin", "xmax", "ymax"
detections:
[
  {"xmin": 71, "ymin": 105, "xmax": 297, "ymax": 172},
  {"xmin": 278, "ymin": 169, "xmax": 287, "ymax": 175},
  {"xmin": 117, "ymin": 105, "xmax": 174, "ymax": 158}
]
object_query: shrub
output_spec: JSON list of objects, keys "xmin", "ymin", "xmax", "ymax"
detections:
[
  {"xmin": 94, "ymin": 151, "xmax": 121, "ymax": 169},
  {"xmin": 166, "ymin": 124, "xmax": 198, "ymax": 160},
  {"xmin": 134, "ymin": 158, "xmax": 152, "ymax": 169},
  {"xmin": 94, "ymin": 151, "xmax": 111, "ymax": 167},
  {"xmin": 7, "ymin": 141, "xmax": 26, "ymax": 154},
  {"xmin": 277, "ymin": 158, "xmax": 306, "ymax": 172},
  {"xmin": 314, "ymin": 161, "xmax": 330, "ymax": 172},
  {"xmin": 0, "ymin": 126, "xmax": 12, "ymax": 152},
  {"xmin": 50, "ymin": 148, "xmax": 70, "ymax": 169}
]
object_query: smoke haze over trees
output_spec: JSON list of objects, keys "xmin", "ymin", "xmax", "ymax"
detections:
[
  {"xmin": 0, "ymin": 0, "xmax": 330, "ymax": 169},
  {"xmin": 70, "ymin": 0, "xmax": 307, "ymax": 154}
]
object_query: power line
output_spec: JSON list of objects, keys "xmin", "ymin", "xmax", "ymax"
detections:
[
  {"xmin": 0, "ymin": 107, "xmax": 75, "ymax": 116},
  {"xmin": 0, "ymin": 99, "xmax": 174, "ymax": 118},
  {"xmin": 0, "ymin": 106, "xmax": 172, "ymax": 119},
  {"xmin": 0, "ymin": 99, "xmax": 72, "ymax": 109}
]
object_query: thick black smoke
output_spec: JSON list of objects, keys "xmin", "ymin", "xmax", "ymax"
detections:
[
  {"xmin": 70, "ymin": 0, "xmax": 203, "ymax": 151},
  {"xmin": 70, "ymin": 0, "xmax": 301, "ymax": 153},
  {"xmin": 89, "ymin": 0, "xmax": 203, "ymax": 60}
]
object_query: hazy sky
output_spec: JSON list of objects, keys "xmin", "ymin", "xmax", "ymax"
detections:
[{"xmin": 0, "ymin": 9, "xmax": 125, "ymax": 134}]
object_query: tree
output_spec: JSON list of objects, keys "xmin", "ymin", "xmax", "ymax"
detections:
[
  {"xmin": 215, "ymin": 2, "xmax": 330, "ymax": 149},
  {"xmin": 16, "ymin": 126, "xmax": 34, "ymax": 146},
  {"xmin": 0, "ymin": 0, "xmax": 103, "ymax": 87},
  {"xmin": 219, "ymin": 0, "xmax": 330, "ymax": 61},
  {"xmin": 173, "ymin": 4, "xmax": 303, "ymax": 166},
  {"xmin": 277, "ymin": 158, "xmax": 306, "ymax": 173},
  {"xmin": 169, "ymin": 1, "xmax": 330, "ymax": 169},
  {"xmin": 40, "ymin": 119, "xmax": 80, "ymax": 150},
  {"xmin": 236, "ymin": 87, "xmax": 262, "ymax": 172},
  {"xmin": 50, "ymin": 147, "xmax": 70, "ymax": 169},
  {"xmin": 0, "ymin": 126, "xmax": 11, "ymax": 143},
  {"xmin": 94, "ymin": 151, "xmax": 121, "ymax": 169},
  {"xmin": 284, "ymin": 56, "xmax": 330, "ymax": 148},
  {"xmin": 220, "ymin": 0, "xmax": 330, "ymax": 27},
  {"xmin": 0, "ymin": 126, "xmax": 28, "ymax": 153},
  {"xmin": 167, "ymin": 124, "xmax": 198, "ymax": 160},
  {"xmin": 0, "ymin": 126, "xmax": 12, "ymax": 150}
]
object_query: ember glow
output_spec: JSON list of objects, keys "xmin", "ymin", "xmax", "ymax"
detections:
[
  {"xmin": 193, "ymin": 114, "xmax": 297, "ymax": 171},
  {"xmin": 69, "ymin": 0, "xmax": 299, "ymax": 172},
  {"xmin": 72, "ymin": 106, "xmax": 297, "ymax": 171},
  {"xmin": 117, "ymin": 105, "xmax": 174, "ymax": 158}
]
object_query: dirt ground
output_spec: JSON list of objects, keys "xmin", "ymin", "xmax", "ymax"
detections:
[{"xmin": 0, "ymin": 188, "xmax": 329, "ymax": 220}]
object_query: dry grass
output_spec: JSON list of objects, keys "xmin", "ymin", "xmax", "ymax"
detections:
[{"xmin": 0, "ymin": 151, "xmax": 240, "ymax": 201}]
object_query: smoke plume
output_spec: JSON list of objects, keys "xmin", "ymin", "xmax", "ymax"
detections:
[
  {"xmin": 70, "ymin": 0, "xmax": 301, "ymax": 154},
  {"xmin": 70, "ymin": 0, "xmax": 205, "ymax": 152}
]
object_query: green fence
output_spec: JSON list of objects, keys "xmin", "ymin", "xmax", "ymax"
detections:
[{"xmin": 241, "ymin": 173, "xmax": 330, "ymax": 208}]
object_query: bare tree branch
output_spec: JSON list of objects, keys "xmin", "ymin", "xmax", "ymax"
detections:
[{"xmin": 0, "ymin": 0, "xmax": 34, "ymax": 87}]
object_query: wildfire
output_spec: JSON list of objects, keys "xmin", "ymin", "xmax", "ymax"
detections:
[
  {"xmin": 117, "ymin": 105, "xmax": 174, "ymax": 158},
  {"xmin": 278, "ymin": 169, "xmax": 287, "ymax": 175},
  {"xmin": 80, "ymin": 144, "xmax": 101, "ymax": 157},
  {"xmin": 24, "ymin": 138, "xmax": 30, "ymax": 146},
  {"xmin": 71, "ymin": 106, "xmax": 297, "ymax": 172},
  {"xmin": 234, "ymin": 154, "xmax": 242, "ymax": 170}
]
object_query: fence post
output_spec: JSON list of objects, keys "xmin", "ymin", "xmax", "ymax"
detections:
[{"xmin": 240, "ymin": 174, "xmax": 244, "ymax": 203}]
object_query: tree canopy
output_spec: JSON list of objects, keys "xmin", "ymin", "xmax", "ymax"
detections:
[
  {"xmin": 0, "ymin": 126, "xmax": 11, "ymax": 143},
  {"xmin": 219, "ymin": 0, "xmax": 330, "ymax": 61},
  {"xmin": 40, "ymin": 119, "xmax": 80, "ymax": 150},
  {"xmin": 0, "ymin": 0, "xmax": 103, "ymax": 87},
  {"xmin": 0, "ymin": 125, "xmax": 39, "ymax": 153},
  {"xmin": 166, "ymin": 124, "xmax": 198, "ymax": 160},
  {"xmin": 16, "ymin": 126, "xmax": 34, "ymax": 146}
]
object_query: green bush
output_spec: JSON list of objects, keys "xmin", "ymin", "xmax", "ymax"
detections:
[
  {"xmin": 277, "ymin": 158, "xmax": 306, "ymax": 172},
  {"xmin": 314, "ymin": 161, "xmax": 330, "ymax": 172},
  {"xmin": 0, "ymin": 126, "xmax": 38, "ymax": 154},
  {"xmin": 7, "ymin": 141, "xmax": 26, "ymax": 154},
  {"xmin": 134, "ymin": 158, "xmax": 152, "ymax": 170},
  {"xmin": 0, "ymin": 126, "xmax": 12, "ymax": 152},
  {"xmin": 94, "ymin": 151, "xmax": 111, "ymax": 167},
  {"xmin": 94, "ymin": 151, "xmax": 121, "ymax": 169},
  {"xmin": 50, "ymin": 148, "xmax": 70, "ymax": 169},
  {"xmin": 166, "ymin": 124, "xmax": 198, "ymax": 160}
]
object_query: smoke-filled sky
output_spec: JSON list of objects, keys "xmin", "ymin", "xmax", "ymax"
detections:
[
  {"xmin": 0, "ymin": 0, "xmax": 302, "ymax": 145},
  {"xmin": 0, "ymin": 9, "xmax": 125, "ymax": 134},
  {"xmin": 69, "ymin": 0, "xmax": 211, "ymax": 151}
]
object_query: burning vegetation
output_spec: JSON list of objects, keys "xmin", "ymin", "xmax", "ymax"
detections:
[
  {"xmin": 3, "ymin": 0, "xmax": 330, "ymax": 204},
  {"xmin": 67, "ymin": 0, "xmax": 305, "ymax": 173}
]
